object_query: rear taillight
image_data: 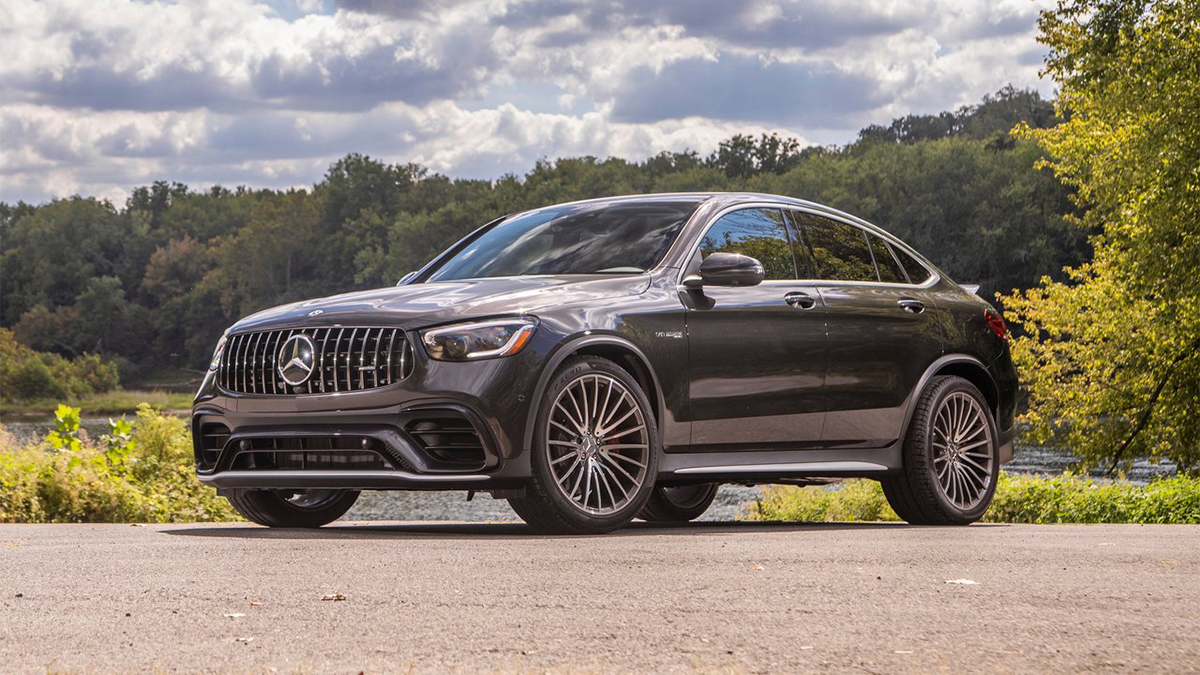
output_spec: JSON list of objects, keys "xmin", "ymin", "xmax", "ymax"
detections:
[{"xmin": 984, "ymin": 310, "xmax": 1008, "ymax": 340}]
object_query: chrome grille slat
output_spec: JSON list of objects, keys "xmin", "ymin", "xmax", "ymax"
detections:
[
  {"xmin": 318, "ymin": 328, "xmax": 330, "ymax": 393},
  {"xmin": 220, "ymin": 326, "xmax": 413, "ymax": 396},
  {"xmin": 372, "ymin": 328, "xmax": 383, "ymax": 388},
  {"xmin": 386, "ymin": 328, "xmax": 396, "ymax": 386}
]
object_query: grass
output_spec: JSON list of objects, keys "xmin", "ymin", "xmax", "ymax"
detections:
[
  {"xmin": 743, "ymin": 472, "xmax": 1200, "ymax": 524},
  {"xmin": 0, "ymin": 388, "xmax": 194, "ymax": 416}
]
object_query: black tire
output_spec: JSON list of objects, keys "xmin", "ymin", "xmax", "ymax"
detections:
[
  {"xmin": 226, "ymin": 489, "xmax": 359, "ymax": 528},
  {"xmin": 639, "ymin": 483, "xmax": 719, "ymax": 523},
  {"xmin": 882, "ymin": 375, "xmax": 999, "ymax": 525},
  {"xmin": 508, "ymin": 356, "xmax": 660, "ymax": 534}
]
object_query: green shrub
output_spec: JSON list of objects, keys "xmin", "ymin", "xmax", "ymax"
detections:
[
  {"xmin": 744, "ymin": 473, "xmax": 1200, "ymax": 524},
  {"xmin": 0, "ymin": 328, "xmax": 120, "ymax": 402},
  {"xmin": 0, "ymin": 405, "xmax": 237, "ymax": 523},
  {"xmin": 6, "ymin": 356, "xmax": 63, "ymax": 400}
]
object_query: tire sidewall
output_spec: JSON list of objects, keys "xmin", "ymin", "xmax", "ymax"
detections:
[
  {"xmin": 531, "ymin": 356, "xmax": 661, "ymax": 532},
  {"xmin": 918, "ymin": 379, "xmax": 1000, "ymax": 523}
]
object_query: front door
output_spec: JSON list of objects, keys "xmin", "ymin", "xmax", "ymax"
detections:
[{"xmin": 683, "ymin": 206, "xmax": 827, "ymax": 452}]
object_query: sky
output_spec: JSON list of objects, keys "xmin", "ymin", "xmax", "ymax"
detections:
[{"xmin": 0, "ymin": 0, "xmax": 1054, "ymax": 204}]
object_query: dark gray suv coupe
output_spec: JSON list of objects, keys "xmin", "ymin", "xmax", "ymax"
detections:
[{"xmin": 193, "ymin": 193, "xmax": 1017, "ymax": 533}]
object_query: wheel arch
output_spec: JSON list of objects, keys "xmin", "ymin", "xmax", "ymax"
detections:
[
  {"xmin": 901, "ymin": 354, "xmax": 999, "ymax": 441},
  {"xmin": 521, "ymin": 335, "xmax": 665, "ymax": 452}
]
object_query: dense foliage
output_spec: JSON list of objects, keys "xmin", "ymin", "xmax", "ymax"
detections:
[
  {"xmin": 0, "ymin": 405, "xmax": 237, "ymax": 523},
  {"xmin": 1003, "ymin": 0, "xmax": 1200, "ymax": 473},
  {"xmin": 0, "ymin": 88, "xmax": 1086, "ymax": 380},
  {"xmin": 745, "ymin": 474, "xmax": 1200, "ymax": 524},
  {"xmin": 0, "ymin": 328, "xmax": 119, "ymax": 402}
]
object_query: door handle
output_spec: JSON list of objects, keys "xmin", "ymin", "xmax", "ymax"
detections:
[
  {"xmin": 784, "ymin": 292, "xmax": 817, "ymax": 310},
  {"xmin": 898, "ymin": 298, "xmax": 925, "ymax": 314}
]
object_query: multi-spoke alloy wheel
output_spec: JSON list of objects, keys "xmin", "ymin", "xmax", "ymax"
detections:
[
  {"xmin": 882, "ymin": 375, "xmax": 999, "ymax": 525},
  {"xmin": 932, "ymin": 392, "xmax": 994, "ymax": 510},
  {"xmin": 508, "ymin": 356, "xmax": 660, "ymax": 534},
  {"xmin": 547, "ymin": 373, "xmax": 651, "ymax": 515}
]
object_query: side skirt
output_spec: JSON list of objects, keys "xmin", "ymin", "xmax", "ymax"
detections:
[{"xmin": 657, "ymin": 443, "xmax": 901, "ymax": 485}]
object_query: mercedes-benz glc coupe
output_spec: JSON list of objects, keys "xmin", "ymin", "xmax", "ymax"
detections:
[{"xmin": 193, "ymin": 193, "xmax": 1018, "ymax": 533}]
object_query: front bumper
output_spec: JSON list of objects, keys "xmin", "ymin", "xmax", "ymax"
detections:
[{"xmin": 191, "ymin": 330, "xmax": 551, "ymax": 491}]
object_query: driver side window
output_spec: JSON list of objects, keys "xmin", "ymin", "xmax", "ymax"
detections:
[{"xmin": 698, "ymin": 208, "xmax": 796, "ymax": 280}]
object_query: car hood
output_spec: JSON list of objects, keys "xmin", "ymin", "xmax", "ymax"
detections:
[{"xmin": 229, "ymin": 274, "xmax": 652, "ymax": 334}]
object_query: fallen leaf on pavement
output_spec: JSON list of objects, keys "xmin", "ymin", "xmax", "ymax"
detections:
[{"xmin": 321, "ymin": 593, "xmax": 347, "ymax": 601}]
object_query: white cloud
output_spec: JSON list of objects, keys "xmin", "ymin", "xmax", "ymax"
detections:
[{"xmin": 0, "ymin": 0, "xmax": 1053, "ymax": 203}]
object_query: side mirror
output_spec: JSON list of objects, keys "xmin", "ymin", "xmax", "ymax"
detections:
[
  {"xmin": 396, "ymin": 271, "xmax": 417, "ymax": 286},
  {"xmin": 683, "ymin": 252, "xmax": 765, "ymax": 288}
]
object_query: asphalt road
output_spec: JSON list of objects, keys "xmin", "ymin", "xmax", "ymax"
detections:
[{"xmin": 1, "ymin": 521, "xmax": 1198, "ymax": 674}]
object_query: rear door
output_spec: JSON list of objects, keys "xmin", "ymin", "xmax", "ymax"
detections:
[
  {"xmin": 682, "ymin": 206, "xmax": 827, "ymax": 452},
  {"xmin": 789, "ymin": 211, "xmax": 942, "ymax": 448}
]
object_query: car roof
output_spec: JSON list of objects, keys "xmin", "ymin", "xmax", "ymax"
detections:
[{"xmin": 518, "ymin": 191, "xmax": 881, "ymax": 235}]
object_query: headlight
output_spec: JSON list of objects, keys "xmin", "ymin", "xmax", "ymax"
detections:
[
  {"xmin": 208, "ymin": 334, "xmax": 229, "ymax": 371},
  {"xmin": 422, "ymin": 318, "xmax": 538, "ymax": 361}
]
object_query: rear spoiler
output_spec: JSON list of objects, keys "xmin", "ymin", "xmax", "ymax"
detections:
[{"xmin": 960, "ymin": 284, "xmax": 981, "ymax": 295}]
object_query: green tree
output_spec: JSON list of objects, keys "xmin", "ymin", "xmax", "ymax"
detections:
[{"xmin": 1003, "ymin": 0, "xmax": 1200, "ymax": 472}]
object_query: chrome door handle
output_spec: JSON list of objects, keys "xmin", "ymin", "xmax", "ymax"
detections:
[
  {"xmin": 898, "ymin": 298, "xmax": 925, "ymax": 314},
  {"xmin": 784, "ymin": 292, "xmax": 817, "ymax": 310}
]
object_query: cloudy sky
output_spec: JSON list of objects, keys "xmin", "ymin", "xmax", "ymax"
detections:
[{"xmin": 0, "ymin": 0, "xmax": 1052, "ymax": 204}]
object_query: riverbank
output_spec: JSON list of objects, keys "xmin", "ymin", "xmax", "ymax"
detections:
[
  {"xmin": 0, "ymin": 389, "xmax": 193, "ymax": 418},
  {"xmin": 4, "ymin": 406, "xmax": 1197, "ymax": 525}
]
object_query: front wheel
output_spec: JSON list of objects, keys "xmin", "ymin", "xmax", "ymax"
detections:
[
  {"xmin": 508, "ymin": 356, "xmax": 660, "ymax": 534},
  {"xmin": 882, "ymin": 375, "xmax": 999, "ymax": 525},
  {"xmin": 226, "ymin": 489, "xmax": 359, "ymax": 528}
]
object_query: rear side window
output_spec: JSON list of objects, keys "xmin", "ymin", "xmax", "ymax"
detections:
[
  {"xmin": 795, "ymin": 214, "xmax": 878, "ymax": 282},
  {"xmin": 699, "ymin": 208, "xmax": 796, "ymax": 280},
  {"xmin": 892, "ymin": 246, "xmax": 933, "ymax": 284},
  {"xmin": 868, "ymin": 235, "xmax": 908, "ymax": 283}
]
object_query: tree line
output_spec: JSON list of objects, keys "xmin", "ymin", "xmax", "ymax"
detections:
[{"xmin": 0, "ymin": 86, "xmax": 1087, "ymax": 382}]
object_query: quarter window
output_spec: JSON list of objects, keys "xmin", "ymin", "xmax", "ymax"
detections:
[
  {"xmin": 795, "ymin": 214, "xmax": 878, "ymax": 282},
  {"xmin": 698, "ymin": 208, "xmax": 796, "ymax": 280},
  {"xmin": 892, "ymin": 246, "xmax": 933, "ymax": 284},
  {"xmin": 868, "ymin": 235, "xmax": 908, "ymax": 283}
]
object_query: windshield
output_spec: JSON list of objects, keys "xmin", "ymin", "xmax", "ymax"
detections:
[{"xmin": 427, "ymin": 201, "xmax": 698, "ymax": 282}]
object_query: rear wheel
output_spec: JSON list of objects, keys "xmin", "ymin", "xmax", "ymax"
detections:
[
  {"xmin": 882, "ymin": 375, "xmax": 999, "ymax": 525},
  {"xmin": 639, "ymin": 483, "xmax": 719, "ymax": 523},
  {"xmin": 508, "ymin": 356, "xmax": 660, "ymax": 534},
  {"xmin": 226, "ymin": 488, "xmax": 359, "ymax": 528}
]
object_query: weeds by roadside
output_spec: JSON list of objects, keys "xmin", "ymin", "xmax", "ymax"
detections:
[
  {"xmin": 0, "ymin": 405, "xmax": 237, "ymax": 523},
  {"xmin": 744, "ymin": 472, "xmax": 1200, "ymax": 524}
]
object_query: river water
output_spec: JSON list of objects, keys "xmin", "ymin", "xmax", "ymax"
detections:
[{"xmin": 2, "ymin": 416, "xmax": 1178, "ymax": 522}]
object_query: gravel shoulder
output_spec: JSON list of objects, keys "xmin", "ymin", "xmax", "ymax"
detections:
[{"xmin": 1, "ymin": 521, "xmax": 1198, "ymax": 674}]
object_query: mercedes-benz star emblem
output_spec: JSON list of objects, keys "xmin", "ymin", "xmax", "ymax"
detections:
[{"xmin": 277, "ymin": 334, "xmax": 316, "ymax": 386}]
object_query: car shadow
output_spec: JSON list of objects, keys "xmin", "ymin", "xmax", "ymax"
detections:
[{"xmin": 160, "ymin": 519, "xmax": 1005, "ymax": 540}]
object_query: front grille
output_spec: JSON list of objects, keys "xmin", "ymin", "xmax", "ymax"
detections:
[{"xmin": 220, "ymin": 327, "xmax": 414, "ymax": 395}]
